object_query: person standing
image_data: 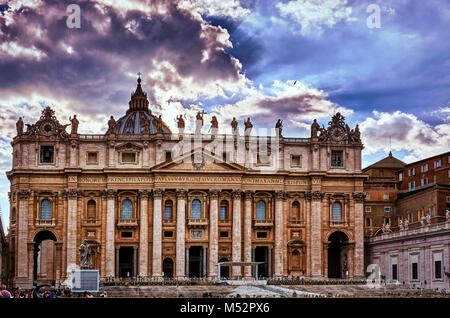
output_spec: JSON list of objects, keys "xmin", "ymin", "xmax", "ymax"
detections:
[{"xmin": 1, "ymin": 285, "xmax": 11, "ymax": 298}]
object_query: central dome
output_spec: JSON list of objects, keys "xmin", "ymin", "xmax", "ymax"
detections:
[{"xmin": 114, "ymin": 75, "xmax": 171, "ymax": 135}]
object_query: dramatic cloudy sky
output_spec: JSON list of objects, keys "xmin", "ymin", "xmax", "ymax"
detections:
[{"xmin": 0, "ymin": 0, "xmax": 449, "ymax": 229}]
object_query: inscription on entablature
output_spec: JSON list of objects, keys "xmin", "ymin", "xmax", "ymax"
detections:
[
  {"xmin": 155, "ymin": 175, "xmax": 241, "ymax": 183},
  {"xmin": 285, "ymin": 179, "xmax": 307, "ymax": 185},
  {"xmin": 74, "ymin": 176, "xmax": 153, "ymax": 183},
  {"xmin": 242, "ymin": 177, "xmax": 284, "ymax": 185}
]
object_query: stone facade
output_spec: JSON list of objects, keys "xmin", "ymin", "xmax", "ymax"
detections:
[{"xmin": 6, "ymin": 78, "xmax": 366, "ymax": 288}]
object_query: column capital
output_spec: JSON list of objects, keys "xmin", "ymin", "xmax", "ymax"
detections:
[
  {"xmin": 18, "ymin": 189, "xmax": 31, "ymax": 200},
  {"xmin": 232, "ymin": 189, "xmax": 243, "ymax": 199},
  {"xmin": 139, "ymin": 189, "xmax": 151, "ymax": 199},
  {"xmin": 102, "ymin": 189, "xmax": 117, "ymax": 199},
  {"xmin": 154, "ymin": 188, "xmax": 164, "ymax": 198},
  {"xmin": 209, "ymin": 189, "xmax": 220, "ymax": 199},
  {"xmin": 63, "ymin": 188, "xmax": 82, "ymax": 199},
  {"xmin": 176, "ymin": 188, "xmax": 188, "ymax": 198},
  {"xmin": 274, "ymin": 190, "xmax": 287, "ymax": 200},
  {"xmin": 244, "ymin": 190, "xmax": 255, "ymax": 200},
  {"xmin": 352, "ymin": 192, "xmax": 365, "ymax": 202},
  {"xmin": 306, "ymin": 191, "xmax": 324, "ymax": 201}
]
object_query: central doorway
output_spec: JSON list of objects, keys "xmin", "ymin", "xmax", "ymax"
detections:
[
  {"xmin": 119, "ymin": 247, "xmax": 134, "ymax": 278},
  {"xmin": 254, "ymin": 247, "xmax": 269, "ymax": 278},
  {"xmin": 327, "ymin": 231, "xmax": 349, "ymax": 278},
  {"xmin": 33, "ymin": 231, "xmax": 57, "ymax": 286},
  {"xmin": 163, "ymin": 258, "xmax": 174, "ymax": 278},
  {"xmin": 188, "ymin": 246, "xmax": 202, "ymax": 278}
]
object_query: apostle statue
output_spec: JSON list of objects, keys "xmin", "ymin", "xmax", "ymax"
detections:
[
  {"xmin": 69, "ymin": 115, "xmax": 79, "ymax": 135},
  {"xmin": 156, "ymin": 115, "xmax": 163, "ymax": 134},
  {"xmin": 404, "ymin": 219, "xmax": 409, "ymax": 230},
  {"xmin": 311, "ymin": 119, "xmax": 319, "ymax": 138},
  {"xmin": 210, "ymin": 115, "xmax": 218, "ymax": 136},
  {"xmin": 79, "ymin": 239, "xmax": 93, "ymax": 270},
  {"xmin": 177, "ymin": 114, "xmax": 185, "ymax": 129},
  {"xmin": 354, "ymin": 124, "xmax": 361, "ymax": 141},
  {"xmin": 16, "ymin": 117, "xmax": 24, "ymax": 136},
  {"xmin": 231, "ymin": 117, "xmax": 238, "ymax": 135},
  {"xmin": 398, "ymin": 219, "xmax": 404, "ymax": 231},
  {"xmin": 195, "ymin": 111, "xmax": 204, "ymax": 135},
  {"xmin": 244, "ymin": 117, "xmax": 253, "ymax": 136},
  {"xmin": 275, "ymin": 119, "xmax": 283, "ymax": 136},
  {"xmin": 107, "ymin": 116, "xmax": 116, "ymax": 134}
]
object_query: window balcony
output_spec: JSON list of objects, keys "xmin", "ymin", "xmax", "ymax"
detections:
[
  {"xmin": 330, "ymin": 220, "xmax": 347, "ymax": 227},
  {"xmin": 289, "ymin": 219, "xmax": 305, "ymax": 227},
  {"xmin": 117, "ymin": 218, "xmax": 138, "ymax": 228},
  {"xmin": 187, "ymin": 218, "xmax": 208, "ymax": 228},
  {"xmin": 253, "ymin": 219, "xmax": 273, "ymax": 228},
  {"xmin": 35, "ymin": 218, "xmax": 56, "ymax": 227},
  {"xmin": 82, "ymin": 218, "xmax": 101, "ymax": 227}
]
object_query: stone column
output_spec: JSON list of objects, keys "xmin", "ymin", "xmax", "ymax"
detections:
[
  {"xmin": 232, "ymin": 190, "xmax": 242, "ymax": 277},
  {"xmin": 268, "ymin": 246, "xmax": 273, "ymax": 278},
  {"xmin": 243, "ymin": 191, "xmax": 253, "ymax": 278},
  {"xmin": 274, "ymin": 191, "xmax": 285, "ymax": 277},
  {"xmin": 133, "ymin": 246, "xmax": 138, "ymax": 278},
  {"xmin": 308, "ymin": 191, "xmax": 324, "ymax": 277},
  {"xmin": 208, "ymin": 190, "xmax": 219, "ymax": 278},
  {"xmin": 105, "ymin": 189, "xmax": 117, "ymax": 278},
  {"xmin": 15, "ymin": 189, "xmax": 31, "ymax": 287},
  {"xmin": 202, "ymin": 246, "xmax": 207, "ymax": 278},
  {"xmin": 185, "ymin": 247, "xmax": 190, "ymax": 277},
  {"xmin": 176, "ymin": 189, "xmax": 188, "ymax": 278},
  {"xmin": 55, "ymin": 243, "xmax": 63, "ymax": 285},
  {"xmin": 353, "ymin": 192, "xmax": 365, "ymax": 278},
  {"xmin": 65, "ymin": 188, "xmax": 80, "ymax": 278},
  {"xmin": 152, "ymin": 189, "xmax": 163, "ymax": 278},
  {"xmin": 138, "ymin": 190, "xmax": 150, "ymax": 277}
]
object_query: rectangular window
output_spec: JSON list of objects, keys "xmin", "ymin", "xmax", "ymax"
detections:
[
  {"xmin": 409, "ymin": 181, "xmax": 415, "ymax": 191},
  {"xmin": 121, "ymin": 232, "xmax": 132, "ymax": 238},
  {"xmin": 256, "ymin": 231, "xmax": 268, "ymax": 238},
  {"xmin": 408, "ymin": 168, "xmax": 415, "ymax": 176},
  {"xmin": 421, "ymin": 178, "xmax": 428, "ymax": 186},
  {"xmin": 165, "ymin": 151, "xmax": 172, "ymax": 162},
  {"xmin": 384, "ymin": 217, "xmax": 390, "ymax": 225},
  {"xmin": 40, "ymin": 146, "xmax": 54, "ymax": 164},
  {"xmin": 434, "ymin": 160, "xmax": 442, "ymax": 168},
  {"xmin": 430, "ymin": 210, "xmax": 435, "ymax": 217},
  {"xmin": 365, "ymin": 194, "xmax": 370, "ymax": 200},
  {"xmin": 220, "ymin": 206, "xmax": 227, "ymax": 221},
  {"xmin": 121, "ymin": 152, "xmax": 136, "ymax": 163},
  {"xmin": 398, "ymin": 173, "xmax": 402, "ymax": 181},
  {"xmin": 164, "ymin": 231, "xmax": 173, "ymax": 238},
  {"xmin": 383, "ymin": 194, "xmax": 389, "ymax": 200},
  {"xmin": 291, "ymin": 155, "xmax": 301, "ymax": 167},
  {"xmin": 365, "ymin": 218, "xmax": 371, "ymax": 227},
  {"xmin": 220, "ymin": 231, "xmax": 229, "ymax": 238},
  {"xmin": 412, "ymin": 263, "xmax": 418, "ymax": 280},
  {"xmin": 384, "ymin": 206, "xmax": 392, "ymax": 213},
  {"xmin": 392, "ymin": 264, "xmax": 398, "ymax": 280},
  {"xmin": 421, "ymin": 164, "xmax": 428, "ymax": 172},
  {"xmin": 435, "ymin": 261, "xmax": 442, "ymax": 279},
  {"xmin": 408, "ymin": 213, "xmax": 413, "ymax": 222},
  {"xmin": 365, "ymin": 206, "xmax": 371, "ymax": 213},
  {"xmin": 87, "ymin": 152, "xmax": 98, "ymax": 164},
  {"xmin": 331, "ymin": 151, "xmax": 343, "ymax": 167}
]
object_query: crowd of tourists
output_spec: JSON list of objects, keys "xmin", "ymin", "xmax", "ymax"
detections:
[{"xmin": 1, "ymin": 285, "xmax": 97, "ymax": 298}]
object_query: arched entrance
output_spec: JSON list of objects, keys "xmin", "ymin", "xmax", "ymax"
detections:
[
  {"xmin": 327, "ymin": 231, "xmax": 349, "ymax": 279},
  {"xmin": 162, "ymin": 258, "xmax": 174, "ymax": 278},
  {"xmin": 33, "ymin": 231, "xmax": 57, "ymax": 286}
]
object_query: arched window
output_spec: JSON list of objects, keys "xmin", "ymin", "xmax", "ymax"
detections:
[
  {"xmin": 220, "ymin": 200, "xmax": 228, "ymax": 221},
  {"xmin": 87, "ymin": 200, "xmax": 96, "ymax": 219},
  {"xmin": 256, "ymin": 200, "xmax": 266, "ymax": 220},
  {"xmin": 121, "ymin": 199, "xmax": 133, "ymax": 220},
  {"xmin": 191, "ymin": 199, "xmax": 201, "ymax": 219},
  {"xmin": 40, "ymin": 199, "xmax": 52, "ymax": 220},
  {"xmin": 332, "ymin": 202, "xmax": 342, "ymax": 222},
  {"xmin": 292, "ymin": 250, "xmax": 301, "ymax": 269},
  {"xmin": 292, "ymin": 201, "xmax": 300, "ymax": 220},
  {"xmin": 164, "ymin": 200, "xmax": 173, "ymax": 221}
]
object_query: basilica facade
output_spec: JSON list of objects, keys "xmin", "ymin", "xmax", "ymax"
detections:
[{"xmin": 6, "ymin": 77, "xmax": 366, "ymax": 288}]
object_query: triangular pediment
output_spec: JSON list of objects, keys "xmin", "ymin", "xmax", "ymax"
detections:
[{"xmin": 152, "ymin": 149, "xmax": 245, "ymax": 172}]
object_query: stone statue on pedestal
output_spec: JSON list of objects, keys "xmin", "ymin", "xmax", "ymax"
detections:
[
  {"xmin": 311, "ymin": 119, "xmax": 319, "ymax": 138},
  {"xmin": 79, "ymin": 239, "xmax": 93, "ymax": 270},
  {"xmin": 231, "ymin": 117, "xmax": 238, "ymax": 135},
  {"xmin": 16, "ymin": 117, "xmax": 24, "ymax": 136},
  {"xmin": 69, "ymin": 115, "xmax": 79, "ymax": 134}
]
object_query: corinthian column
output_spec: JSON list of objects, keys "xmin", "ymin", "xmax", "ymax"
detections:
[
  {"xmin": 138, "ymin": 190, "xmax": 150, "ymax": 277},
  {"xmin": 274, "ymin": 191, "xmax": 285, "ymax": 277},
  {"xmin": 65, "ymin": 188, "xmax": 80, "ymax": 278},
  {"xmin": 152, "ymin": 189, "xmax": 163, "ymax": 278},
  {"xmin": 208, "ymin": 190, "xmax": 219, "ymax": 278},
  {"xmin": 176, "ymin": 189, "xmax": 187, "ymax": 278},
  {"xmin": 105, "ymin": 189, "xmax": 116, "ymax": 277},
  {"xmin": 15, "ymin": 189, "xmax": 31, "ymax": 287},
  {"xmin": 232, "ymin": 190, "xmax": 242, "ymax": 277},
  {"xmin": 308, "ymin": 191, "xmax": 324, "ymax": 277},
  {"xmin": 353, "ymin": 192, "xmax": 365, "ymax": 278},
  {"xmin": 243, "ymin": 191, "xmax": 253, "ymax": 277}
]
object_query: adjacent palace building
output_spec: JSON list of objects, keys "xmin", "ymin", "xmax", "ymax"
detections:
[{"xmin": 6, "ymin": 77, "xmax": 366, "ymax": 288}]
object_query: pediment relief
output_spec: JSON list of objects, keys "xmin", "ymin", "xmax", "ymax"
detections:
[
  {"xmin": 153, "ymin": 150, "xmax": 245, "ymax": 172},
  {"xmin": 115, "ymin": 142, "xmax": 143, "ymax": 151}
]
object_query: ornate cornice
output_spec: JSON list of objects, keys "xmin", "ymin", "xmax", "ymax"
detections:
[{"xmin": 306, "ymin": 191, "xmax": 324, "ymax": 201}]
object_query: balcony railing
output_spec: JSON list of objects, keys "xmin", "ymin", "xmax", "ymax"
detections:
[
  {"xmin": 82, "ymin": 218, "xmax": 101, "ymax": 226},
  {"xmin": 117, "ymin": 218, "xmax": 138, "ymax": 227},
  {"xmin": 187, "ymin": 218, "xmax": 208, "ymax": 228},
  {"xmin": 253, "ymin": 219, "xmax": 273, "ymax": 228},
  {"xmin": 330, "ymin": 220, "xmax": 347, "ymax": 227},
  {"xmin": 290, "ymin": 219, "xmax": 305, "ymax": 226},
  {"xmin": 35, "ymin": 218, "xmax": 56, "ymax": 227}
]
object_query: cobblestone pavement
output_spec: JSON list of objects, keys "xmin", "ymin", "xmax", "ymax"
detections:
[{"xmin": 102, "ymin": 284, "xmax": 450, "ymax": 298}]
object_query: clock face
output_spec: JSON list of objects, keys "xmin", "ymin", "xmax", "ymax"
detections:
[
  {"xmin": 41, "ymin": 121, "xmax": 55, "ymax": 136},
  {"xmin": 331, "ymin": 127, "xmax": 345, "ymax": 141}
]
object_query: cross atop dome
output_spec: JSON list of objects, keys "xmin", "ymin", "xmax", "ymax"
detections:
[{"xmin": 128, "ymin": 72, "xmax": 149, "ymax": 112}]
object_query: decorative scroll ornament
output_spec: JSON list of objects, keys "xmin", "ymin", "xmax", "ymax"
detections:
[{"xmin": 316, "ymin": 112, "xmax": 362, "ymax": 144}]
